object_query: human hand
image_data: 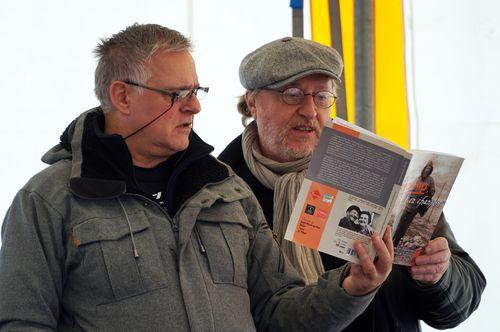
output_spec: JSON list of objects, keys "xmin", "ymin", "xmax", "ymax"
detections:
[
  {"xmin": 410, "ymin": 237, "xmax": 450, "ymax": 284},
  {"xmin": 342, "ymin": 227, "xmax": 394, "ymax": 296}
]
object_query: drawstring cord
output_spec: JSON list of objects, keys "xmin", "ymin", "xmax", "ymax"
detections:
[{"xmin": 118, "ymin": 198, "xmax": 140, "ymax": 258}]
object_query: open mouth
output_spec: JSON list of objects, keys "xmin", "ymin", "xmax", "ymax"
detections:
[{"xmin": 293, "ymin": 125, "xmax": 314, "ymax": 133}]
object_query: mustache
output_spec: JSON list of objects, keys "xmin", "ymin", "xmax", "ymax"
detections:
[{"xmin": 288, "ymin": 121, "xmax": 322, "ymax": 136}]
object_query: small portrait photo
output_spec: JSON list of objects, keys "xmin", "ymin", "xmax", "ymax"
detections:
[
  {"xmin": 338, "ymin": 204, "xmax": 378, "ymax": 236},
  {"xmin": 358, "ymin": 210, "xmax": 376, "ymax": 236},
  {"xmin": 338, "ymin": 205, "xmax": 361, "ymax": 232}
]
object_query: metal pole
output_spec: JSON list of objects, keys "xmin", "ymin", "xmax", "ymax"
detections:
[
  {"xmin": 354, "ymin": 0, "xmax": 374, "ymax": 131},
  {"xmin": 291, "ymin": 0, "xmax": 304, "ymax": 37}
]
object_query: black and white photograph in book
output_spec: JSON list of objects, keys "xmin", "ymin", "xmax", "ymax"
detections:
[{"xmin": 338, "ymin": 204, "xmax": 377, "ymax": 237}]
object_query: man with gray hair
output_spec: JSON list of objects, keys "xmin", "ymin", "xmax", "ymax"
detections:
[
  {"xmin": 0, "ymin": 24, "xmax": 394, "ymax": 331},
  {"xmin": 219, "ymin": 36, "xmax": 486, "ymax": 331}
]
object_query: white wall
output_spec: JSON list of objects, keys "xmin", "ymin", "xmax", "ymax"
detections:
[
  {"xmin": 0, "ymin": 1, "xmax": 497, "ymax": 330},
  {"xmin": 405, "ymin": 1, "xmax": 499, "ymax": 330}
]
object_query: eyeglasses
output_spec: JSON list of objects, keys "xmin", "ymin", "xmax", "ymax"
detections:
[
  {"xmin": 264, "ymin": 87, "xmax": 337, "ymax": 109},
  {"xmin": 124, "ymin": 80, "xmax": 209, "ymax": 105}
]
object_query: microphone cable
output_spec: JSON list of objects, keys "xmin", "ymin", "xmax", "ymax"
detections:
[{"xmin": 123, "ymin": 104, "xmax": 175, "ymax": 140}]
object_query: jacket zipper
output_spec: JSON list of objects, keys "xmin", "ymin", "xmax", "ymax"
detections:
[
  {"xmin": 125, "ymin": 175, "xmax": 243, "ymax": 259},
  {"xmin": 124, "ymin": 193, "xmax": 178, "ymax": 232},
  {"xmin": 193, "ymin": 226, "xmax": 206, "ymax": 253}
]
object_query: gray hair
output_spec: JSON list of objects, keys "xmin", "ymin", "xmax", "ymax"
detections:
[
  {"xmin": 237, "ymin": 90, "xmax": 260, "ymax": 127},
  {"xmin": 237, "ymin": 79, "xmax": 340, "ymax": 127},
  {"xmin": 94, "ymin": 23, "xmax": 192, "ymax": 112}
]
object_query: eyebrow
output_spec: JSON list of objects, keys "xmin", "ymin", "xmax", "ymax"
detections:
[{"xmin": 165, "ymin": 83, "xmax": 200, "ymax": 91}]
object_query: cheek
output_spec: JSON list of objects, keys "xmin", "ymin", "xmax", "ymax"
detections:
[{"xmin": 317, "ymin": 111, "xmax": 329, "ymax": 127}]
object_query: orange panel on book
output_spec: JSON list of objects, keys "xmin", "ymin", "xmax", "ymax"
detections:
[
  {"xmin": 332, "ymin": 122, "xmax": 359, "ymax": 137},
  {"xmin": 292, "ymin": 183, "xmax": 338, "ymax": 249}
]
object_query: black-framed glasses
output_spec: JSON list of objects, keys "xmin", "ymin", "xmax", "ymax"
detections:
[
  {"xmin": 124, "ymin": 80, "xmax": 209, "ymax": 104},
  {"xmin": 265, "ymin": 87, "xmax": 337, "ymax": 109}
]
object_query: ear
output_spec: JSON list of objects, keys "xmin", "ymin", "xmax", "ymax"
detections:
[
  {"xmin": 245, "ymin": 91, "xmax": 258, "ymax": 119},
  {"xmin": 109, "ymin": 81, "xmax": 131, "ymax": 115}
]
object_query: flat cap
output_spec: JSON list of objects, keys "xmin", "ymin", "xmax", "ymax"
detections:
[{"xmin": 239, "ymin": 37, "xmax": 343, "ymax": 90}]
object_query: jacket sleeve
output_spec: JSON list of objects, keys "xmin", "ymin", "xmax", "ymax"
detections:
[
  {"xmin": 406, "ymin": 214, "xmax": 486, "ymax": 329},
  {"xmin": 0, "ymin": 189, "xmax": 65, "ymax": 331},
  {"xmin": 240, "ymin": 195, "xmax": 376, "ymax": 332}
]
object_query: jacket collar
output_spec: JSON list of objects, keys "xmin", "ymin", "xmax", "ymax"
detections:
[{"xmin": 42, "ymin": 108, "xmax": 230, "ymax": 211}]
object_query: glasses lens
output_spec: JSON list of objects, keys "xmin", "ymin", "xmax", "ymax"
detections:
[
  {"xmin": 314, "ymin": 91, "xmax": 335, "ymax": 108},
  {"xmin": 195, "ymin": 87, "xmax": 208, "ymax": 100},
  {"xmin": 176, "ymin": 89, "xmax": 192, "ymax": 100},
  {"xmin": 282, "ymin": 88, "xmax": 304, "ymax": 105}
]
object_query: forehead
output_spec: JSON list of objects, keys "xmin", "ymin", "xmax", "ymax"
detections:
[{"xmin": 147, "ymin": 50, "xmax": 198, "ymax": 88}]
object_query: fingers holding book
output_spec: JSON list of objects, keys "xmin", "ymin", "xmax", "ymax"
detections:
[
  {"xmin": 342, "ymin": 227, "xmax": 394, "ymax": 296},
  {"xmin": 410, "ymin": 237, "xmax": 451, "ymax": 284}
]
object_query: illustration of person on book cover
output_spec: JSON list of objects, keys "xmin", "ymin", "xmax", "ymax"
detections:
[
  {"xmin": 393, "ymin": 161, "xmax": 435, "ymax": 246},
  {"xmin": 390, "ymin": 153, "xmax": 463, "ymax": 265}
]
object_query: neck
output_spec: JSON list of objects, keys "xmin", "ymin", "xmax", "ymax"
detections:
[{"xmin": 130, "ymin": 152, "xmax": 170, "ymax": 168}]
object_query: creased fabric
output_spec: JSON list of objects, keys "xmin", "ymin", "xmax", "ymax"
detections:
[{"xmin": 241, "ymin": 121, "xmax": 324, "ymax": 284}]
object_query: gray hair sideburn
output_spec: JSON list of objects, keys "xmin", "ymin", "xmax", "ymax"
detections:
[
  {"xmin": 237, "ymin": 90, "xmax": 260, "ymax": 127},
  {"xmin": 94, "ymin": 23, "xmax": 192, "ymax": 112},
  {"xmin": 237, "ymin": 79, "xmax": 340, "ymax": 127}
]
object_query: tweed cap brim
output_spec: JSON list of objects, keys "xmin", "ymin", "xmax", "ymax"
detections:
[{"xmin": 239, "ymin": 37, "xmax": 343, "ymax": 90}]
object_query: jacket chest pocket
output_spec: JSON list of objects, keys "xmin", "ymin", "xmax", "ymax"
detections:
[
  {"xmin": 195, "ymin": 220, "xmax": 249, "ymax": 288},
  {"xmin": 196, "ymin": 202, "xmax": 251, "ymax": 289},
  {"xmin": 72, "ymin": 211, "xmax": 167, "ymax": 302}
]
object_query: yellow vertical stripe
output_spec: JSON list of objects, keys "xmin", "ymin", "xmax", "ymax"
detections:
[
  {"xmin": 310, "ymin": 0, "xmax": 332, "ymax": 47},
  {"xmin": 373, "ymin": 0, "xmax": 409, "ymax": 148},
  {"xmin": 338, "ymin": 0, "xmax": 354, "ymax": 123},
  {"xmin": 310, "ymin": 0, "xmax": 337, "ymax": 117}
]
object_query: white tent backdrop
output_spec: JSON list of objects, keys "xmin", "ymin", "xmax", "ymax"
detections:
[{"xmin": 0, "ymin": 1, "xmax": 497, "ymax": 330}]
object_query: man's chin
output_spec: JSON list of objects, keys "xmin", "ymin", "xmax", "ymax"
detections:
[{"xmin": 279, "ymin": 145, "xmax": 313, "ymax": 161}]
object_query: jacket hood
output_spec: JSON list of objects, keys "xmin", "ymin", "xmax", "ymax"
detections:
[{"xmin": 42, "ymin": 108, "xmax": 227, "ymax": 211}]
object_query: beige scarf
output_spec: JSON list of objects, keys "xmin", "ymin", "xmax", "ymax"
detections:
[{"xmin": 242, "ymin": 122, "xmax": 325, "ymax": 285}]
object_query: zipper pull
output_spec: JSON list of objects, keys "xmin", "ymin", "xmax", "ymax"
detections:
[{"xmin": 194, "ymin": 226, "xmax": 206, "ymax": 253}]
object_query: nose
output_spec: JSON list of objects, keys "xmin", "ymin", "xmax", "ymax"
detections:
[
  {"xmin": 298, "ymin": 95, "xmax": 317, "ymax": 119},
  {"xmin": 180, "ymin": 94, "xmax": 201, "ymax": 115}
]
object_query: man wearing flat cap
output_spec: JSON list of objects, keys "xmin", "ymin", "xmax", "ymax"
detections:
[{"xmin": 219, "ymin": 37, "xmax": 486, "ymax": 331}]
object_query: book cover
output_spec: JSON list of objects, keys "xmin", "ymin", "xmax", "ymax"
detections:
[
  {"xmin": 390, "ymin": 152, "xmax": 463, "ymax": 265},
  {"xmin": 284, "ymin": 118, "xmax": 462, "ymax": 265},
  {"xmin": 285, "ymin": 118, "xmax": 411, "ymax": 263}
]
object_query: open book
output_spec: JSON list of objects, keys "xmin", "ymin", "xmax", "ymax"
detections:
[{"xmin": 284, "ymin": 118, "xmax": 463, "ymax": 266}]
